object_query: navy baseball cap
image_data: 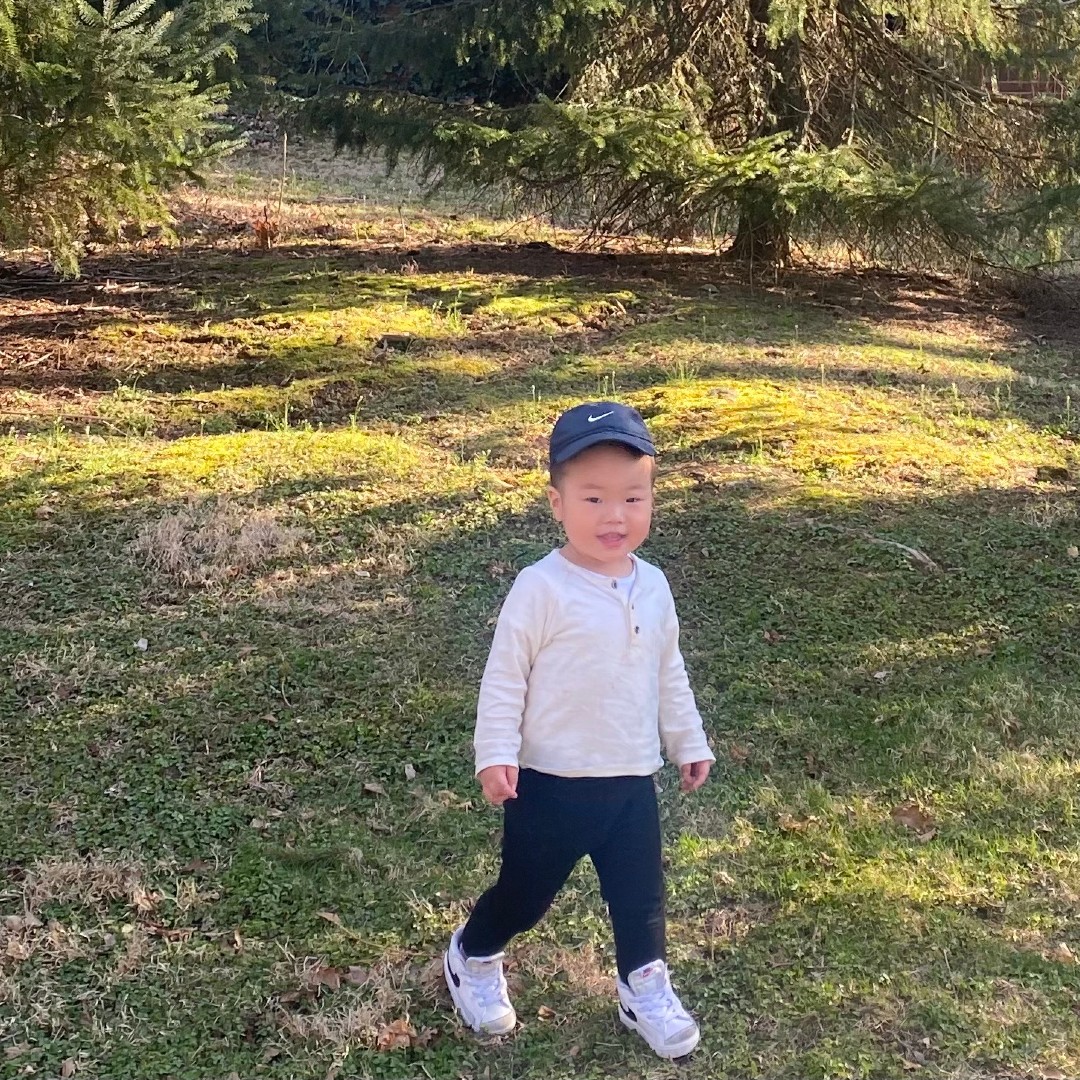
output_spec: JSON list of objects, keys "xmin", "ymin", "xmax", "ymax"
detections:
[{"xmin": 549, "ymin": 401, "xmax": 656, "ymax": 465}]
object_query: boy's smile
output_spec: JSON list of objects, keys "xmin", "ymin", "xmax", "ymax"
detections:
[{"xmin": 547, "ymin": 442, "xmax": 654, "ymax": 576}]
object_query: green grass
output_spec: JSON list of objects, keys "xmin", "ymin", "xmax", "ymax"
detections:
[{"xmin": 2, "ymin": 148, "xmax": 1080, "ymax": 1080}]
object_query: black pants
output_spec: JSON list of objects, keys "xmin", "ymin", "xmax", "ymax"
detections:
[{"xmin": 460, "ymin": 769, "xmax": 666, "ymax": 982}]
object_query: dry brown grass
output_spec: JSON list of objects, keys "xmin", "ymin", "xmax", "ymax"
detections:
[
  {"xmin": 516, "ymin": 941, "xmax": 611, "ymax": 999},
  {"xmin": 23, "ymin": 854, "xmax": 145, "ymax": 911},
  {"xmin": 131, "ymin": 499, "xmax": 303, "ymax": 588},
  {"xmin": 0, "ymin": 855, "xmax": 199, "ymax": 1046},
  {"xmin": 276, "ymin": 957, "xmax": 421, "ymax": 1052},
  {"xmin": 9, "ymin": 642, "xmax": 102, "ymax": 715}
]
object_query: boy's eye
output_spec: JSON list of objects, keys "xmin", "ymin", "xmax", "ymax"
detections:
[
  {"xmin": 585, "ymin": 497, "xmax": 601, "ymax": 504},
  {"xmin": 627, "ymin": 497, "xmax": 643, "ymax": 503}
]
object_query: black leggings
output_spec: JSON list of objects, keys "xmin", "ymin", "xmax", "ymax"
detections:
[{"xmin": 459, "ymin": 769, "xmax": 666, "ymax": 982}]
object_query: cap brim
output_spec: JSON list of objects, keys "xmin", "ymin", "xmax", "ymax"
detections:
[{"xmin": 549, "ymin": 429, "xmax": 656, "ymax": 465}]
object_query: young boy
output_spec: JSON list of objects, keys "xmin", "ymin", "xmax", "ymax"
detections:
[{"xmin": 443, "ymin": 401, "xmax": 714, "ymax": 1059}]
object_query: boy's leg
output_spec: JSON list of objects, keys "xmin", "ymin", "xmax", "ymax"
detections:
[
  {"xmin": 590, "ymin": 777, "xmax": 699, "ymax": 1059},
  {"xmin": 459, "ymin": 770, "xmax": 586, "ymax": 958},
  {"xmin": 588, "ymin": 775, "xmax": 665, "ymax": 980},
  {"xmin": 447, "ymin": 771, "xmax": 587, "ymax": 1034}
]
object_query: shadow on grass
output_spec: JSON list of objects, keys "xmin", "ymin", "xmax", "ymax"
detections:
[
  {"xmin": 2, "ymin": 451, "xmax": 1080, "ymax": 1075},
  {"xmin": 3, "ymin": 467, "xmax": 1078, "ymax": 847},
  {"xmin": 6, "ymin": 242, "xmax": 1078, "ymax": 453}
]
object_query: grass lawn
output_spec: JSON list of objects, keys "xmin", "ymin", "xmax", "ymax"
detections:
[{"xmin": 2, "ymin": 137, "xmax": 1080, "ymax": 1080}]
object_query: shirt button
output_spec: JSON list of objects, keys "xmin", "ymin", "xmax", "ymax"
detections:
[{"xmin": 635, "ymin": 626, "xmax": 640, "ymax": 634}]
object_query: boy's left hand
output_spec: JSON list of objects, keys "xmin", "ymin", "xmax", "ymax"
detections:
[{"xmin": 680, "ymin": 760, "xmax": 711, "ymax": 793}]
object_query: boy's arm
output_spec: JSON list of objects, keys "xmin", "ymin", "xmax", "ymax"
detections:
[
  {"xmin": 658, "ymin": 596, "xmax": 715, "ymax": 770},
  {"xmin": 474, "ymin": 570, "xmax": 548, "ymax": 774}
]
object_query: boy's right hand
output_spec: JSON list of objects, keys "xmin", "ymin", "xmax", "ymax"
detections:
[{"xmin": 478, "ymin": 765, "xmax": 519, "ymax": 806}]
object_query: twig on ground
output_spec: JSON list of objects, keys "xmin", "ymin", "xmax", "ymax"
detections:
[{"xmin": 798, "ymin": 517, "xmax": 942, "ymax": 573}]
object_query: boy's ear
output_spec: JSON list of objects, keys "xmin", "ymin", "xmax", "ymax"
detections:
[{"xmin": 547, "ymin": 484, "xmax": 563, "ymax": 521}]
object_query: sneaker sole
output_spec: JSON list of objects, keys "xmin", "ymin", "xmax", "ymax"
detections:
[
  {"xmin": 443, "ymin": 949, "xmax": 516, "ymax": 1036},
  {"xmin": 618, "ymin": 1007, "xmax": 700, "ymax": 1059}
]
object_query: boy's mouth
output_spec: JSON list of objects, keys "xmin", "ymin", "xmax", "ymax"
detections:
[{"xmin": 597, "ymin": 532, "xmax": 626, "ymax": 548}]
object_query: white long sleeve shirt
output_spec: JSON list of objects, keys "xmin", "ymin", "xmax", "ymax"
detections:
[{"xmin": 474, "ymin": 550, "xmax": 715, "ymax": 778}]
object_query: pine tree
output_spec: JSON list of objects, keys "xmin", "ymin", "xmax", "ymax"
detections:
[
  {"xmin": 297, "ymin": 0, "xmax": 1080, "ymax": 267},
  {"xmin": 0, "ymin": 0, "xmax": 254, "ymax": 275}
]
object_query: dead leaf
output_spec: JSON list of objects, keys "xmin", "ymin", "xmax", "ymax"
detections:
[
  {"xmin": 233, "ymin": 928, "xmax": 243, "ymax": 952},
  {"xmin": 363, "ymin": 782, "xmax": 386, "ymax": 797},
  {"xmin": 6, "ymin": 938, "xmax": 31, "ymax": 960},
  {"xmin": 415, "ymin": 1027, "xmax": 438, "ymax": 1048},
  {"xmin": 1040, "ymin": 1070, "xmax": 1068, "ymax": 1080},
  {"xmin": 144, "ymin": 922, "xmax": 194, "ymax": 941},
  {"xmin": 376, "ymin": 1017, "xmax": 417, "ymax": 1051},
  {"xmin": 262, "ymin": 1046, "xmax": 283, "ymax": 1063},
  {"xmin": 891, "ymin": 802, "xmax": 936, "ymax": 834},
  {"xmin": 61, "ymin": 1059, "xmax": 76, "ymax": 1078},
  {"xmin": 1048, "ymin": 942, "xmax": 1076, "ymax": 964},
  {"xmin": 568, "ymin": 1046, "xmax": 581, "ymax": 1058},
  {"xmin": 250, "ymin": 817, "xmax": 268, "ymax": 830},
  {"xmin": 1068, "ymin": 545, "xmax": 1079, "ymax": 559},
  {"xmin": 415, "ymin": 956, "xmax": 443, "ymax": 988},
  {"xmin": 131, "ymin": 886, "xmax": 158, "ymax": 913},
  {"xmin": 763, "ymin": 628, "xmax": 783, "ymax": 644},
  {"xmin": 310, "ymin": 965, "xmax": 341, "ymax": 990},
  {"xmin": 872, "ymin": 669, "xmax": 890, "ymax": 682},
  {"xmin": 778, "ymin": 813, "xmax": 812, "ymax": 832},
  {"xmin": 403, "ymin": 763, "xmax": 417, "ymax": 781},
  {"xmin": 729, "ymin": 743, "xmax": 750, "ymax": 764},
  {"xmin": 344, "ymin": 965, "xmax": 369, "ymax": 986},
  {"xmin": 537, "ymin": 1005, "xmax": 557, "ymax": 1021},
  {"xmin": 135, "ymin": 638, "xmax": 148, "ymax": 652},
  {"xmin": 4, "ymin": 1045, "xmax": 29, "ymax": 1060},
  {"xmin": 316, "ymin": 911, "xmax": 343, "ymax": 927},
  {"xmin": 901, "ymin": 1060, "xmax": 922, "ymax": 1071}
]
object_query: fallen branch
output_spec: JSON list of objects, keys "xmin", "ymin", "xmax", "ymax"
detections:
[{"xmin": 798, "ymin": 517, "xmax": 942, "ymax": 573}]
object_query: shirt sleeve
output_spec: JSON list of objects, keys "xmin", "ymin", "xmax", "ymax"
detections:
[
  {"xmin": 657, "ymin": 588, "xmax": 715, "ymax": 768},
  {"xmin": 474, "ymin": 568, "xmax": 550, "ymax": 774}
]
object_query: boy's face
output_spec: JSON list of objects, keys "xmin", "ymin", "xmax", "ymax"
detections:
[{"xmin": 547, "ymin": 443, "xmax": 654, "ymax": 575}]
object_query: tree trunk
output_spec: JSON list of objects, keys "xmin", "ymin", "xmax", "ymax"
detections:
[
  {"xmin": 728, "ymin": 0, "xmax": 809, "ymax": 265},
  {"xmin": 729, "ymin": 209, "xmax": 792, "ymax": 265}
]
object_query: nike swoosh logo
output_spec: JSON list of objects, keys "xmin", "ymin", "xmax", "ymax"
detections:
[{"xmin": 587, "ymin": 411, "xmax": 614, "ymax": 423}]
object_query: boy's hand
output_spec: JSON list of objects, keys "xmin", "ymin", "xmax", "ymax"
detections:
[
  {"xmin": 680, "ymin": 760, "xmax": 711, "ymax": 793},
  {"xmin": 478, "ymin": 765, "xmax": 519, "ymax": 806}
]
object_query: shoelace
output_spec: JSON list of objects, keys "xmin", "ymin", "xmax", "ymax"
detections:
[
  {"xmin": 467, "ymin": 959, "xmax": 508, "ymax": 1010},
  {"xmin": 635, "ymin": 983, "xmax": 687, "ymax": 1029}
]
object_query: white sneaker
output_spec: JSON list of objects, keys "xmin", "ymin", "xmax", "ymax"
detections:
[
  {"xmin": 617, "ymin": 959, "xmax": 700, "ymax": 1059},
  {"xmin": 443, "ymin": 926, "xmax": 516, "ymax": 1035}
]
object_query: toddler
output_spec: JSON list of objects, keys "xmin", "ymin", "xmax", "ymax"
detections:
[{"xmin": 443, "ymin": 401, "xmax": 714, "ymax": 1059}]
